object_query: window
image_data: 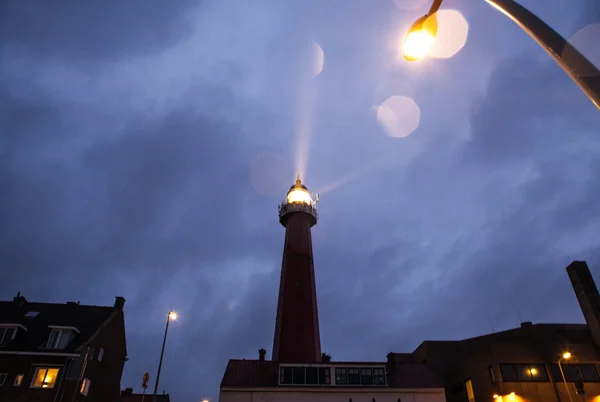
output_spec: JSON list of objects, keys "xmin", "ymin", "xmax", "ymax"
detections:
[
  {"xmin": 0, "ymin": 373, "xmax": 6, "ymax": 386},
  {"xmin": 24, "ymin": 311, "xmax": 39, "ymax": 318},
  {"xmin": 465, "ymin": 379, "xmax": 475, "ymax": 402},
  {"xmin": 292, "ymin": 367, "xmax": 305, "ymax": 384},
  {"xmin": 31, "ymin": 367, "xmax": 60, "ymax": 388},
  {"xmin": 80, "ymin": 378, "xmax": 91, "ymax": 396},
  {"xmin": 14, "ymin": 374, "xmax": 23, "ymax": 386},
  {"xmin": 489, "ymin": 366, "xmax": 496, "ymax": 383},
  {"xmin": 306, "ymin": 367, "xmax": 318, "ymax": 385},
  {"xmin": 318, "ymin": 367, "xmax": 331, "ymax": 385},
  {"xmin": 500, "ymin": 364, "xmax": 518, "ymax": 382},
  {"xmin": 334, "ymin": 367, "xmax": 385, "ymax": 386},
  {"xmin": 279, "ymin": 366, "xmax": 330, "ymax": 385},
  {"xmin": 98, "ymin": 347, "xmax": 104, "ymax": 362},
  {"xmin": 373, "ymin": 368, "xmax": 386, "ymax": 385},
  {"xmin": 0, "ymin": 327, "xmax": 17, "ymax": 347},
  {"xmin": 361, "ymin": 368, "xmax": 373, "ymax": 385},
  {"xmin": 500, "ymin": 364, "xmax": 548, "ymax": 382},
  {"xmin": 336, "ymin": 368, "xmax": 348, "ymax": 385},
  {"xmin": 46, "ymin": 329, "xmax": 73, "ymax": 349},
  {"xmin": 551, "ymin": 364, "xmax": 600, "ymax": 382},
  {"xmin": 348, "ymin": 368, "xmax": 360, "ymax": 385}
]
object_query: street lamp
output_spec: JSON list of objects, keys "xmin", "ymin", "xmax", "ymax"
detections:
[
  {"xmin": 558, "ymin": 352, "xmax": 574, "ymax": 402},
  {"xmin": 402, "ymin": 0, "xmax": 600, "ymax": 110},
  {"xmin": 153, "ymin": 311, "xmax": 178, "ymax": 402}
]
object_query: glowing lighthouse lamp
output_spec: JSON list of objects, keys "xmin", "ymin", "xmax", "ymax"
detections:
[{"xmin": 278, "ymin": 175, "xmax": 319, "ymax": 227}]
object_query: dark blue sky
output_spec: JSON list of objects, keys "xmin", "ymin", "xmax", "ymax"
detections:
[{"xmin": 1, "ymin": 0, "xmax": 599, "ymax": 401}]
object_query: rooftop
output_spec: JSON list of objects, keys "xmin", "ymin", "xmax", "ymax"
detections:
[
  {"xmin": 220, "ymin": 359, "xmax": 443, "ymax": 389},
  {"xmin": 0, "ymin": 293, "xmax": 125, "ymax": 354}
]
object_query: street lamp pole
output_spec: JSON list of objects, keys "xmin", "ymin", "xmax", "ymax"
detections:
[
  {"xmin": 558, "ymin": 352, "xmax": 574, "ymax": 402},
  {"xmin": 403, "ymin": 0, "xmax": 600, "ymax": 110},
  {"xmin": 153, "ymin": 311, "xmax": 177, "ymax": 402}
]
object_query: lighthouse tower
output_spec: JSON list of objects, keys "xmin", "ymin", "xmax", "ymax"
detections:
[{"xmin": 272, "ymin": 176, "xmax": 322, "ymax": 363}]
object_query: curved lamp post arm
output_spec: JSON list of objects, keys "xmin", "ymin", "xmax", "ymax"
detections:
[
  {"xmin": 486, "ymin": 0, "xmax": 600, "ymax": 110},
  {"xmin": 427, "ymin": 0, "xmax": 444, "ymax": 16}
]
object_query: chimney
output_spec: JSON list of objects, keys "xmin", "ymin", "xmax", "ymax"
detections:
[
  {"xmin": 258, "ymin": 348, "xmax": 266, "ymax": 362},
  {"xmin": 520, "ymin": 321, "xmax": 533, "ymax": 328},
  {"xmin": 321, "ymin": 353, "xmax": 331, "ymax": 362},
  {"xmin": 567, "ymin": 261, "xmax": 600, "ymax": 348},
  {"xmin": 114, "ymin": 296, "xmax": 126, "ymax": 310},
  {"xmin": 13, "ymin": 291, "xmax": 28, "ymax": 307}
]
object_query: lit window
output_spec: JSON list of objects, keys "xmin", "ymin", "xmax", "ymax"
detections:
[
  {"xmin": 500, "ymin": 364, "xmax": 548, "ymax": 382},
  {"xmin": 14, "ymin": 374, "xmax": 24, "ymax": 386},
  {"xmin": 98, "ymin": 348, "xmax": 104, "ymax": 362},
  {"xmin": 31, "ymin": 367, "xmax": 60, "ymax": 388},
  {"xmin": 465, "ymin": 379, "xmax": 475, "ymax": 402},
  {"xmin": 0, "ymin": 373, "xmax": 6, "ymax": 386},
  {"xmin": 80, "ymin": 378, "xmax": 91, "ymax": 396},
  {"xmin": 46, "ymin": 329, "xmax": 73, "ymax": 349},
  {"xmin": 0, "ymin": 327, "xmax": 17, "ymax": 347}
]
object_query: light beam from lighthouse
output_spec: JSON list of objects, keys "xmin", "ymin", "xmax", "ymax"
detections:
[{"xmin": 272, "ymin": 176, "xmax": 322, "ymax": 363}]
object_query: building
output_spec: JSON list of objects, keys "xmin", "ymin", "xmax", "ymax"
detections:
[
  {"xmin": 388, "ymin": 261, "xmax": 600, "ymax": 402},
  {"xmin": 0, "ymin": 293, "xmax": 127, "ymax": 402},
  {"xmin": 121, "ymin": 387, "xmax": 171, "ymax": 402},
  {"xmin": 220, "ymin": 177, "xmax": 446, "ymax": 402}
]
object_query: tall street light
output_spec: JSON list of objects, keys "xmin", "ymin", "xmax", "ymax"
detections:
[
  {"xmin": 153, "ymin": 311, "xmax": 178, "ymax": 402},
  {"xmin": 402, "ymin": 0, "xmax": 600, "ymax": 110},
  {"xmin": 558, "ymin": 352, "xmax": 574, "ymax": 402}
]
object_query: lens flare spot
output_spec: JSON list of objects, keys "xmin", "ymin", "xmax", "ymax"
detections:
[
  {"xmin": 376, "ymin": 96, "xmax": 421, "ymax": 138},
  {"xmin": 250, "ymin": 153, "xmax": 292, "ymax": 196},
  {"xmin": 429, "ymin": 9, "xmax": 469, "ymax": 59},
  {"xmin": 312, "ymin": 41, "xmax": 325, "ymax": 78},
  {"xmin": 567, "ymin": 23, "xmax": 600, "ymax": 71}
]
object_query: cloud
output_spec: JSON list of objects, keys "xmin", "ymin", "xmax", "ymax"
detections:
[
  {"xmin": 1, "ymin": 1, "xmax": 599, "ymax": 401},
  {"xmin": 0, "ymin": 0, "xmax": 196, "ymax": 61}
]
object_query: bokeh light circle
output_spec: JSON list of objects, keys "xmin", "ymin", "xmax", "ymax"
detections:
[
  {"xmin": 429, "ymin": 9, "xmax": 469, "ymax": 59},
  {"xmin": 376, "ymin": 96, "xmax": 421, "ymax": 138}
]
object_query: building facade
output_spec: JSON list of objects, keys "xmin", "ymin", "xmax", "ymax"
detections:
[
  {"xmin": 390, "ymin": 261, "xmax": 600, "ymax": 402},
  {"xmin": 0, "ymin": 294, "xmax": 128, "ymax": 402},
  {"xmin": 220, "ymin": 178, "xmax": 446, "ymax": 402}
]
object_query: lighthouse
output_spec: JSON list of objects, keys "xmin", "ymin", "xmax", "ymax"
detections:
[
  {"xmin": 272, "ymin": 176, "xmax": 322, "ymax": 363},
  {"xmin": 219, "ymin": 177, "xmax": 445, "ymax": 402}
]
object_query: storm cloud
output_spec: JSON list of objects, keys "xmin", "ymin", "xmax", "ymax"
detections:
[{"xmin": 1, "ymin": 0, "xmax": 599, "ymax": 401}]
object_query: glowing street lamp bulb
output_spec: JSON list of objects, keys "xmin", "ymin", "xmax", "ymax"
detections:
[
  {"xmin": 493, "ymin": 395, "xmax": 499, "ymax": 399},
  {"xmin": 530, "ymin": 368, "xmax": 538, "ymax": 375},
  {"xmin": 403, "ymin": 30, "xmax": 435, "ymax": 60},
  {"xmin": 402, "ymin": 14, "xmax": 438, "ymax": 61},
  {"xmin": 563, "ymin": 352, "xmax": 571, "ymax": 359},
  {"xmin": 169, "ymin": 311, "xmax": 178, "ymax": 320}
]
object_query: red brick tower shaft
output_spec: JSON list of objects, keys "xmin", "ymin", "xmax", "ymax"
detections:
[{"xmin": 272, "ymin": 177, "xmax": 321, "ymax": 363}]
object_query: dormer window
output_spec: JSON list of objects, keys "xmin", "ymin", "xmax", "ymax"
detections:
[
  {"xmin": 0, "ymin": 326, "xmax": 18, "ymax": 347},
  {"xmin": 46, "ymin": 326, "xmax": 78, "ymax": 349}
]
